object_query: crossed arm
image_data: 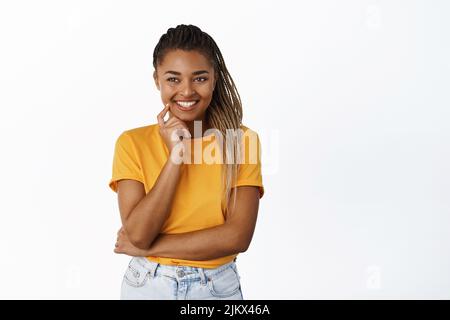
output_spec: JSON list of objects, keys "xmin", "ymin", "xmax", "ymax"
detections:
[{"xmin": 114, "ymin": 178, "xmax": 260, "ymax": 261}]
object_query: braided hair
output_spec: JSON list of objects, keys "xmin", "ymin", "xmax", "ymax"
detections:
[{"xmin": 153, "ymin": 24, "xmax": 243, "ymax": 216}]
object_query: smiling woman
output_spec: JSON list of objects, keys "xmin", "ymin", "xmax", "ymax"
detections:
[
  {"xmin": 108, "ymin": 24, "xmax": 264, "ymax": 300},
  {"xmin": 155, "ymin": 50, "xmax": 215, "ymax": 119}
]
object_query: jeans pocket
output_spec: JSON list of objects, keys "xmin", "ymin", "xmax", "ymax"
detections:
[
  {"xmin": 207, "ymin": 265, "xmax": 241, "ymax": 298},
  {"xmin": 123, "ymin": 257, "xmax": 150, "ymax": 288}
]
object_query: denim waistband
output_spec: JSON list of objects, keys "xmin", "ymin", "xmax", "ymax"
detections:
[{"xmin": 132, "ymin": 257, "xmax": 237, "ymax": 285}]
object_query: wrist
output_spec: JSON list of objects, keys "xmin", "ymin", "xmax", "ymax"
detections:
[{"xmin": 168, "ymin": 148, "xmax": 185, "ymax": 167}]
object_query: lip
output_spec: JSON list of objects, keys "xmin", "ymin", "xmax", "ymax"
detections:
[{"xmin": 174, "ymin": 100, "xmax": 199, "ymax": 111}]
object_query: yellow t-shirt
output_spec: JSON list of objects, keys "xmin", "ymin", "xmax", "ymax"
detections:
[{"xmin": 108, "ymin": 123, "xmax": 264, "ymax": 268}]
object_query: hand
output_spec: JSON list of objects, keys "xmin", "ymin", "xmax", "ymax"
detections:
[
  {"xmin": 114, "ymin": 227, "xmax": 149, "ymax": 257},
  {"xmin": 157, "ymin": 103, "xmax": 191, "ymax": 154}
]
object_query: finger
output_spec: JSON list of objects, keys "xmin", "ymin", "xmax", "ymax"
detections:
[
  {"xmin": 177, "ymin": 127, "xmax": 191, "ymax": 139},
  {"xmin": 165, "ymin": 124, "xmax": 191, "ymax": 142},
  {"xmin": 165, "ymin": 102, "xmax": 173, "ymax": 121},
  {"xmin": 158, "ymin": 103, "xmax": 169, "ymax": 120},
  {"xmin": 164, "ymin": 117, "xmax": 177, "ymax": 129},
  {"xmin": 164, "ymin": 116, "xmax": 188, "ymax": 129},
  {"xmin": 161, "ymin": 103, "xmax": 171, "ymax": 123},
  {"xmin": 157, "ymin": 103, "xmax": 170, "ymax": 128}
]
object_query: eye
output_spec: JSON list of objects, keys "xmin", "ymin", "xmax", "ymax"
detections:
[
  {"xmin": 167, "ymin": 77, "xmax": 179, "ymax": 83},
  {"xmin": 194, "ymin": 77, "xmax": 208, "ymax": 82}
]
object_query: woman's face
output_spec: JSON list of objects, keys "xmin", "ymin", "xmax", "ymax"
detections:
[{"xmin": 154, "ymin": 49, "xmax": 216, "ymax": 124}]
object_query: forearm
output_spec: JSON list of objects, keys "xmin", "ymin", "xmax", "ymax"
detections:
[
  {"xmin": 124, "ymin": 155, "xmax": 183, "ymax": 249},
  {"xmin": 145, "ymin": 223, "xmax": 245, "ymax": 261}
]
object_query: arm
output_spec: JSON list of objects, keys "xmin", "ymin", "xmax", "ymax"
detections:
[
  {"xmin": 117, "ymin": 186, "xmax": 260, "ymax": 260},
  {"xmin": 117, "ymin": 156, "xmax": 182, "ymax": 250},
  {"xmin": 116, "ymin": 104, "xmax": 192, "ymax": 250}
]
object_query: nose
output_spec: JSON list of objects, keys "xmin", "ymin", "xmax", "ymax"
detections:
[{"xmin": 180, "ymin": 81, "xmax": 196, "ymax": 97}]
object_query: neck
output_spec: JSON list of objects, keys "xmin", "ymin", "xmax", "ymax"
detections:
[{"xmin": 186, "ymin": 118, "xmax": 210, "ymax": 139}]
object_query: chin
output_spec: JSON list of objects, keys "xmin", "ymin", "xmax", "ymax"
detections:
[
  {"xmin": 170, "ymin": 108, "xmax": 192, "ymax": 118},
  {"xmin": 175, "ymin": 114, "xmax": 197, "ymax": 122},
  {"xmin": 171, "ymin": 104, "xmax": 207, "ymax": 120}
]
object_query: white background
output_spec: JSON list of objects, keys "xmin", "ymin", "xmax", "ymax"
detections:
[{"xmin": 0, "ymin": 0, "xmax": 449, "ymax": 299}]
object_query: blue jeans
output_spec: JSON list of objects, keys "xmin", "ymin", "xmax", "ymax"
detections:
[{"xmin": 120, "ymin": 256, "xmax": 244, "ymax": 300}]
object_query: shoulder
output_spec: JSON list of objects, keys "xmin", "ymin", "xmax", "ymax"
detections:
[
  {"xmin": 115, "ymin": 123, "xmax": 160, "ymax": 145},
  {"xmin": 121, "ymin": 123, "xmax": 159, "ymax": 139},
  {"xmin": 238, "ymin": 124, "xmax": 259, "ymax": 135},
  {"xmin": 237, "ymin": 124, "xmax": 261, "ymax": 142}
]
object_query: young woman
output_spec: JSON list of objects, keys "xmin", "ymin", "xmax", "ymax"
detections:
[{"xmin": 109, "ymin": 24, "xmax": 264, "ymax": 300}]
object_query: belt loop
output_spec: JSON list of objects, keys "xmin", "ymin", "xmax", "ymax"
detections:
[
  {"xmin": 150, "ymin": 262, "xmax": 159, "ymax": 278},
  {"xmin": 143, "ymin": 258, "xmax": 159, "ymax": 279},
  {"xmin": 198, "ymin": 267, "xmax": 207, "ymax": 286}
]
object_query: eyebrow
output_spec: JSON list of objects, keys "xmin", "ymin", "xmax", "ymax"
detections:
[{"xmin": 164, "ymin": 70, "xmax": 209, "ymax": 76}]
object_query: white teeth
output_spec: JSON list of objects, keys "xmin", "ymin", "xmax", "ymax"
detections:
[{"xmin": 176, "ymin": 101, "xmax": 197, "ymax": 108}]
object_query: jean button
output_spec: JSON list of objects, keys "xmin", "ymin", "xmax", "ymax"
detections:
[{"xmin": 177, "ymin": 270, "xmax": 185, "ymax": 278}]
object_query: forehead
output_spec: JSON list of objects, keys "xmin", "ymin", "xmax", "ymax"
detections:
[{"xmin": 158, "ymin": 49, "xmax": 213, "ymax": 72}]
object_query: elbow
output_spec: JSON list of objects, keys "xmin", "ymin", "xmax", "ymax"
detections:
[
  {"xmin": 125, "ymin": 227, "xmax": 153, "ymax": 251},
  {"xmin": 234, "ymin": 237, "xmax": 251, "ymax": 253},
  {"xmin": 237, "ymin": 242, "xmax": 250, "ymax": 253},
  {"xmin": 130, "ymin": 238, "xmax": 151, "ymax": 251},
  {"xmin": 228, "ymin": 226, "xmax": 253, "ymax": 254}
]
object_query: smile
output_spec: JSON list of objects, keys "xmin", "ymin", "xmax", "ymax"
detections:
[{"xmin": 175, "ymin": 100, "xmax": 199, "ymax": 111}]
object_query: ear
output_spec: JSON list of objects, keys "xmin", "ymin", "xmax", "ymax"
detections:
[{"xmin": 153, "ymin": 70, "xmax": 160, "ymax": 91}]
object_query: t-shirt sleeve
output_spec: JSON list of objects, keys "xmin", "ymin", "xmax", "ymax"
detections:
[
  {"xmin": 232, "ymin": 129, "xmax": 265, "ymax": 199},
  {"xmin": 108, "ymin": 131, "xmax": 144, "ymax": 193}
]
